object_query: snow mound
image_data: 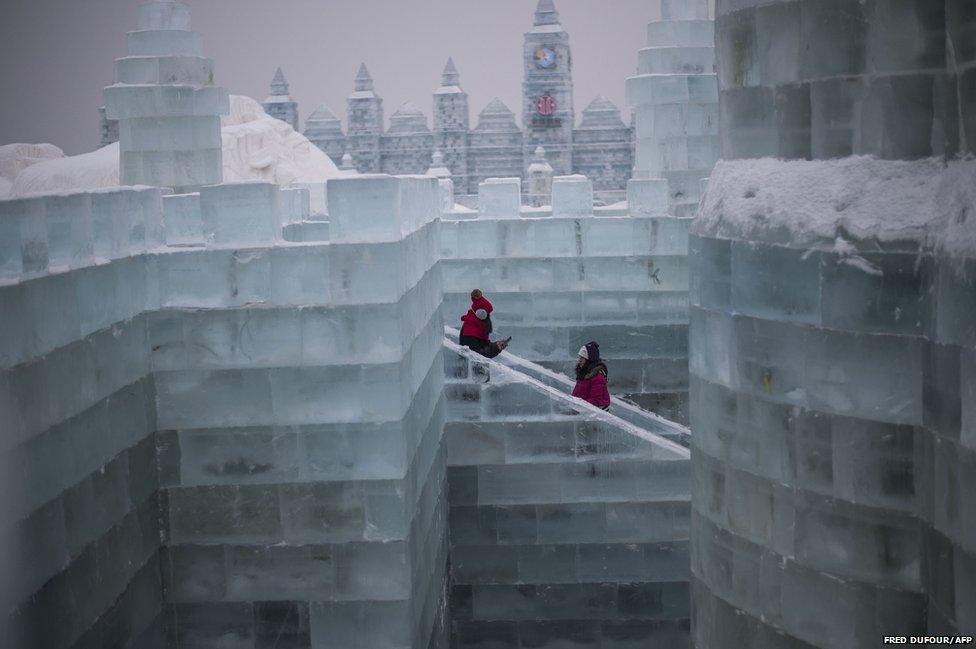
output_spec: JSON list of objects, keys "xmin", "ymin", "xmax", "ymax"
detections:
[
  {"xmin": 6, "ymin": 95, "xmax": 343, "ymax": 198},
  {"xmin": 9, "ymin": 143, "xmax": 120, "ymax": 198},
  {"xmin": 0, "ymin": 143, "xmax": 66, "ymax": 197}
]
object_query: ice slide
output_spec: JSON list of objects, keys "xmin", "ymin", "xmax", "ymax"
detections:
[{"xmin": 444, "ymin": 326, "xmax": 691, "ymax": 450}]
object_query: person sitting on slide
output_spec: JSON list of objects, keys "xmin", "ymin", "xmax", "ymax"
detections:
[{"xmin": 459, "ymin": 289, "xmax": 510, "ymax": 359}]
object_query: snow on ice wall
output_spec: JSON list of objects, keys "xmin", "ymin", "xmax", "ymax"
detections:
[
  {"xmin": 441, "ymin": 177, "xmax": 692, "ymax": 423},
  {"xmin": 689, "ymin": 2, "xmax": 976, "ymax": 646},
  {"xmin": 442, "ymin": 343, "xmax": 692, "ymax": 647},
  {"xmin": 0, "ymin": 175, "xmax": 448, "ymax": 648}
]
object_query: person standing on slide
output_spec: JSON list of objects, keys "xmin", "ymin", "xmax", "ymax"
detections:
[{"xmin": 459, "ymin": 289, "xmax": 510, "ymax": 358}]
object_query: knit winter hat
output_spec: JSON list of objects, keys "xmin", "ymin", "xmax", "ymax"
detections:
[
  {"xmin": 475, "ymin": 308, "xmax": 488, "ymax": 320},
  {"xmin": 579, "ymin": 341, "xmax": 600, "ymax": 362}
]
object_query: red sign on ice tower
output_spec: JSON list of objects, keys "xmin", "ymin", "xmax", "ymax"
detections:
[{"xmin": 535, "ymin": 95, "xmax": 556, "ymax": 116}]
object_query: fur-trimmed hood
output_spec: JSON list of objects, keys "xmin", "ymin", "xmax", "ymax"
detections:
[{"xmin": 576, "ymin": 360, "xmax": 608, "ymax": 381}]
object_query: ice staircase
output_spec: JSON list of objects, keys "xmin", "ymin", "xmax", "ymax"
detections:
[{"xmin": 442, "ymin": 335, "xmax": 693, "ymax": 648}]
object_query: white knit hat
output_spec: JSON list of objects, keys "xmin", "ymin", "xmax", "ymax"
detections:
[
  {"xmin": 578, "ymin": 345, "xmax": 588, "ymax": 359},
  {"xmin": 475, "ymin": 308, "xmax": 488, "ymax": 320}
]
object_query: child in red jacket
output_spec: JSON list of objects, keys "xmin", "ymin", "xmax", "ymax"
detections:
[
  {"xmin": 572, "ymin": 341, "xmax": 611, "ymax": 410},
  {"xmin": 459, "ymin": 289, "xmax": 510, "ymax": 358}
]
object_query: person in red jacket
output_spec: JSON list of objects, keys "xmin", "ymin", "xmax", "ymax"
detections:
[
  {"xmin": 572, "ymin": 341, "xmax": 611, "ymax": 410},
  {"xmin": 459, "ymin": 289, "xmax": 510, "ymax": 358}
]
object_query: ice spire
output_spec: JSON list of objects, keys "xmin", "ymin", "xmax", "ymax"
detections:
[
  {"xmin": 270, "ymin": 67, "xmax": 289, "ymax": 96},
  {"xmin": 534, "ymin": 0, "xmax": 560, "ymax": 26},
  {"xmin": 441, "ymin": 57, "xmax": 460, "ymax": 87},
  {"xmin": 354, "ymin": 63, "xmax": 374, "ymax": 92}
]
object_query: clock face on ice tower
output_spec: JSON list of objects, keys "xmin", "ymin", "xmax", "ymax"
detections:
[{"xmin": 534, "ymin": 47, "xmax": 556, "ymax": 69}]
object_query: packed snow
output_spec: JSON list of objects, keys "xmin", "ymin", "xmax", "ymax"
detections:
[
  {"xmin": 4, "ymin": 95, "xmax": 343, "ymax": 198},
  {"xmin": 0, "ymin": 143, "xmax": 65, "ymax": 183},
  {"xmin": 8, "ymin": 143, "xmax": 120, "ymax": 197},
  {"xmin": 695, "ymin": 155, "xmax": 976, "ymax": 260}
]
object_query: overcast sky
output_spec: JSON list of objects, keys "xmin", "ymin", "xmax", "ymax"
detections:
[{"xmin": 0, "ymin": 0, "xmax": 681, "ymax": 155}]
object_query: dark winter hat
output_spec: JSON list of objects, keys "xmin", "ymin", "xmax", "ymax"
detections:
[{"xmin": 579, "ymin": 341, "xmax": 600, "ymax": 362}]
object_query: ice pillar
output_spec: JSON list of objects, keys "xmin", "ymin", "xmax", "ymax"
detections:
[{"xmin": 103, "ymin": 0, "xmax": 229, "ymax": 193}]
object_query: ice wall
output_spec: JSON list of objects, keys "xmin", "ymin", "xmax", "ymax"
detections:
[
  {"xmin": 442, "ymin": 341, "xmax": 692, "ymax": 648},
  {"xmin": 0, "ymin": 174, "xmax": 448, "ymax": 648},
  {"xmin": 626, "ymin": 0, "xmax": 718, "ymax": 216},
  {"xmin": 152, "ymin": 175, "xmax": 447, "ymax": 648},
  {"xmin": 690, "ymin": 2, "xmax": 976, "ymax": 646},
  {"xmin": 0, "ymin": 187, "xmax": 167, "ymax": 648},
  {"xmin": 441, "ymin": 177, "xmax": 692, "ymax": 422}
]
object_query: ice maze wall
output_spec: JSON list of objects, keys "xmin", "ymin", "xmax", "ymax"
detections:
[
  {"xmin": 1, "ymin": 187, "xmax": 167, "ymax": 649},
  {"xmin": 441, "ymin": 178, "xmax": 692, "ymax": 423},
  {"xmin": 0, "ymin": 176, "xmax": 450, "ymax": 648},
  {"xmin": 688, "ymin": 2, "xmax": 976, "ymax": 647},
  {"xmin": 443, "ymin": 347, "xmax": 692, "ymax": 648}
]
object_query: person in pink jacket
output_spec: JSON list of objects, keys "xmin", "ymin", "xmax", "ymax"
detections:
[{"xmin": 572, "ymin": 341, "xmax": 611, "ymax": 410}]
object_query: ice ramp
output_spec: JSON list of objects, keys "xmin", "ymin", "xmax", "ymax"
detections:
[
  {"xmin": 444, "ymin": 325, "xmax": 691, "ymax": 448},
  {"xmin": 442, "ymin": 336, "xmax": 692, "ymax": 648}
]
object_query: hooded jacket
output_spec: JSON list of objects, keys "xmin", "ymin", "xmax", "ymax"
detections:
[
  {"xmin": 460, "ymin": 296, "xmax": 494, "ymax": 341},
  {"xmin": 572, "ymin": 360, "xmax": 611, "ymax": 410}
]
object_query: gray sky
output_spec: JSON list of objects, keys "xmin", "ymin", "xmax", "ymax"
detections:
[{"xmin": 0, "ymin": 0, "xmax": 669, "ymax": 155}]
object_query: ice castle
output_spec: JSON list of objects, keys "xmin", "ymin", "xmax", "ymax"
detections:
[
  {"xmin": 2, "ymin": 0, "xmax": 974, "ymax": 648},
  {"xmin": 296, "ymin": 1, "xmax": 637, "ymax": 200}
]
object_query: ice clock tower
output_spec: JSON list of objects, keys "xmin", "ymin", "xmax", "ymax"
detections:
[{"xmin": 522, "ymin": 0, "xmax": 574, "ymax": 177}]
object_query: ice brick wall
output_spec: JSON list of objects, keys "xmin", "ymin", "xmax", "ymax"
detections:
[
  {"xmin": 688, "ymin": 232, "xmax": 932, "ymax": 648},
  {"xmin": 441, "ymin": 192, "xmax": 692, "ymax": 423},
  {"xmin": 918, "ymin": 248, "xmax": 976, "ymax": 636},
  {"xmin": 688, "ymin": 3, "xmax": 976, "ymax": 647},
  {"xmin": 0, "ymin": 174, "xmax": 450, "ymax": 649},
  {"xmin": 151, "ymin": 176, "xmax": 449, "ymax": 648},
  {"xmin": 0, "ymin": 187, "xmax": 168, "ymax": 648},
  {"xmin": 713, "ymin": 0, "xmax": 967, "ymax": 160},
  {"xmin": 443, "ymin": 346, "xmax": 692, "ymax": 648}
]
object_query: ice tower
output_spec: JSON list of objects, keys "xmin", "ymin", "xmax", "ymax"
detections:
[
  {"xmin": 626, "ymin": 0, "xmax": 717, "ymax": 216},
  {"xmin": 303, "ymin": 104, "xmax": 346, "ymax": 167},
  {"xmin": 573, "ymin": 96, "xmax": 634, "ymax": 196},
  {"xmin": 382, "ymin": 102, "xmax": 434, "ymax": 175},
  {"xmin": 433, "ymin": 58, "xmax": 470, "ymax": 193},
  {"xmin": 689, "ymin": 2, "xmax": 976, "ymax": 646},
  {"xmin": 467, "ymin": 99, "xmax": 524, "ymax": 194},
  {"xmin": 522, "ymin": 0, "xmax": 575, "ymax": 178},
  {"xmin": 346, "ymin": 63, "xmax": 384, "ymax": 173},
  {"xmin": 103, "ymin": 0, "xmax": 229, "ymax": 193},
  {"xmin": 263, "ymin": 67, "xmax": 300, "ymax": 131}
]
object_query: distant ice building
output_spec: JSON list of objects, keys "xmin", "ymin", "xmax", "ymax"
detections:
[
  {"xmin": 381, "ymin": 102, "xmax": 433, "ymax": 176},
  {"xmin": 298, "ymin": 0, "xmax": 633, "ymax": 196},
  {"xmin": 303, "ymin": 103, "xmax": 345, "ymax": 164},
  {"xmin": 262, "ymin": 67, "xmax": 299, "ymax": 131}
]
